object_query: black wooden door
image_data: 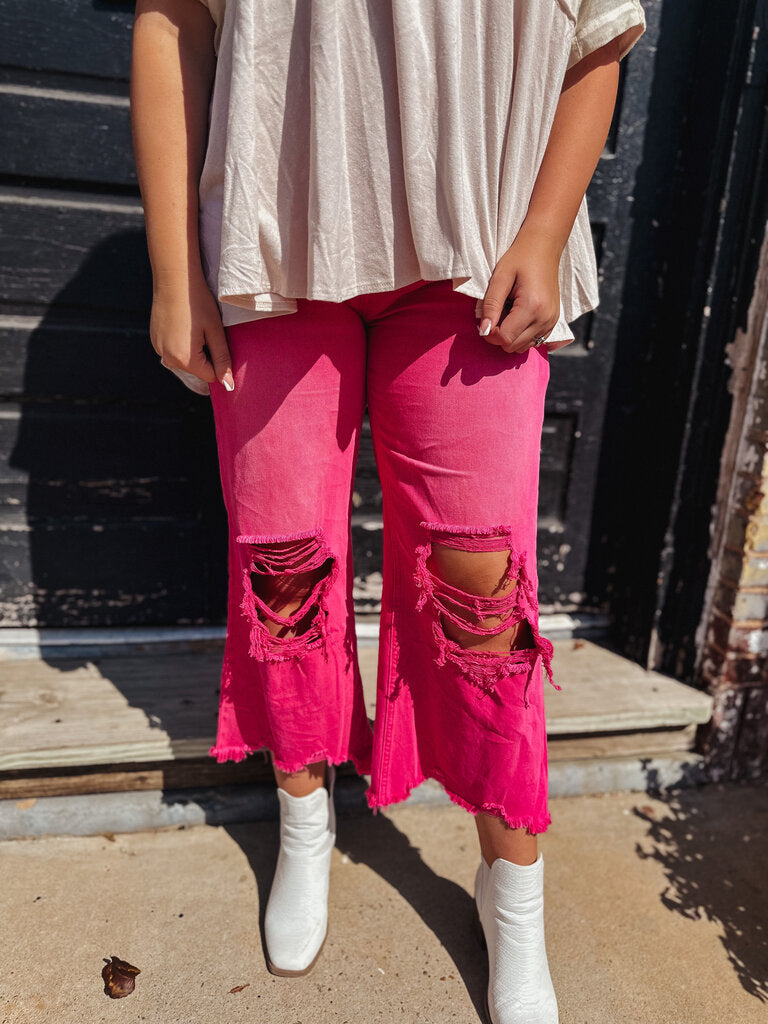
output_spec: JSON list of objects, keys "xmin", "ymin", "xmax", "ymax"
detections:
[{"xmin": 587, "ymin": 0, "xmax": 768, "ymax": 673}]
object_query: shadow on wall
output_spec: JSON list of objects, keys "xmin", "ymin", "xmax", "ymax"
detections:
[
  {"xmin": 634, "ymin": 767, "xmax": 768, "ymax": 1004},
  {"xmin": 5, "ymin": 229, "xmax": 228, "ymax": 637},
  {"xmin": 3, "ymin": 230, "xmax": 229, "ymax": 764}
]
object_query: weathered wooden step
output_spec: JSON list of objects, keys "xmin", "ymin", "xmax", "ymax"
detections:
[{"xmin": 0, "ymin": 639, "xmax": 713, "ymax": 794}]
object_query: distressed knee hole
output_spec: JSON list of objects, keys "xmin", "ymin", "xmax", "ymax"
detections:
[
  {"xmin": 236, "ymin": 530, "xmax": 338, "ymax": 662},
  {"xmin": 250, "ymin": 554, "xmax": 334, "ymax": 637},
  {"xmin": 413, "ymin": 523, "xmax": 559, "ymax": 701},
  {"xmin": 426, "ymin": 544, "xmax": 534, "ymax": 653}
]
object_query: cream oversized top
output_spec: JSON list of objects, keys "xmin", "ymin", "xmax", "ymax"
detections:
[{"xmin": 183, "ymin": 0, "xmax": 645, "ymax": 393}]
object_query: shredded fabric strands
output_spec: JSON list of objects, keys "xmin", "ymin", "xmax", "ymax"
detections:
[
  {"xmin": 236, "ymin": 531, "xmax": 338, "ymax": 662},
  {"xmin": 413, "ymin": 524, "xmax": 559, "ymax": 700}
]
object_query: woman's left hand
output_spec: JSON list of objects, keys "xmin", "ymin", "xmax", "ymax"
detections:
[{"xmin": 478, "ymin": 226, "xmax": 562, "ymax": 354}]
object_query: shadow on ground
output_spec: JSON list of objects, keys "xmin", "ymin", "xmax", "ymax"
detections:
[
  {"xmin": 223, "ymin": 788, "xmax": 488, "ymax": 1021},
  {"xmin": 634, "ymin": 769, "xmax": 768, "ymax": 1004}
]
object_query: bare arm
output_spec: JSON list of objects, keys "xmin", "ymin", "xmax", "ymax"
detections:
[
  {"xmin": 131, "ymin": 0, "xmax": 233, "ymax": 391},
  {"xmin": 480, "ymin": 39, "xmax": 622, "ymax": 352}
]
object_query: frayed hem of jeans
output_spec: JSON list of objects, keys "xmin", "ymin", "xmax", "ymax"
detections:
[
  {"xmin": 207, "ymin": 743, "xmax": 268, "ymax": 764},
  {"xmin": 365, "ymin": 771, "xmax": 551, "ymax": 835},
  {"xmin": 365, "ymin": 780, "xmax": 423, "ymax": 814},
  {"xmin": 208, "ymin": 741, "xmax": 372, "ymax": 777},
  {"xmin": 437, "ymin": 785, "xmax": 552, "ymax": 835},
  {"xmin": 270, "ymin": 748, "xmax": 372, "ymax": 776}
]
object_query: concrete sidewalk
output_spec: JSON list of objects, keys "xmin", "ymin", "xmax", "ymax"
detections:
[{"xmin": 1, "ymin": 780, "xmax": 766, "ymax": 1024}]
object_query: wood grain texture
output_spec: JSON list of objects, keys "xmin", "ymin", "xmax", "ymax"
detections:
[
  {"xmin": 547, "ymin": 724, "xmax": 698, "ymax": 761},
  {"xmin": 0, "ymin": 520, "xmax": 227, "ymax": 627},
  {"xmin": 0, "ymin": 90, "xmax": 134, "ymax": 186},
  {"xmin": 0, "ymin": 187, "xmax": 149, "ymax": 315},
  {"xmin": 0, "ymin": 754, "xmax": 372, "ymax": 800},
  {"xmin": 0, "ymin": 0, "xmax": 134, "ymax": 80},
  {"xmin": 0, "ymin": 641, "xmax": 713, "ymax": 778},
  {"xmin": 0, "ymin": 320, "xmax": 185, "ymax": 402}
]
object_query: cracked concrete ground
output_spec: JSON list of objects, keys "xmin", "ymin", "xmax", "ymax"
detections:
[{"xmin": 1, "ymin": 780, "xmax": 766, "ymax": 1024}]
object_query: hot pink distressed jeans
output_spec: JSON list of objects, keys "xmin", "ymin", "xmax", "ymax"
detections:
[{"xmin": 208, "ymin": 278, "xmax": 559, "ymax": 834}]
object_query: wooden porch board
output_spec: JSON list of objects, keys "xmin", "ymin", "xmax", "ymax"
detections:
[
  {"xmin": 541, "ymin": 640, "xmax": 713, "ymax": 732},
  {"xmin": 547, "ymin": 723, "xmax": 698, "ymax": 760},
  {"xmin": 0, "ymin": 640, "xmax": 712, "ymax": 777},
  {"xmin": 0, "ymin": 757, "xmax": 275, "ymax": 800},
  {"xmin": 0, "ymin": 726, "xmax": 702, "ymax": 802}
]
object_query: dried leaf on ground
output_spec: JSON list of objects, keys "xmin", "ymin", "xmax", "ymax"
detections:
[{"xmin": 102, "ymin": 956, "xmax": 141, "ymax": 998}]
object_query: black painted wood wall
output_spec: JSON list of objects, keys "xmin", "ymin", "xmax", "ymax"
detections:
[
  {"xmin": 0, "ymin": 0, "xmax": 228, "ymax": 626},
  {"xmin": 0, "ymin": 0, "xmax": 750, "ymax": 659}
]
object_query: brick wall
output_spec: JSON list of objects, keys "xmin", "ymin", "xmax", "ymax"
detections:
[{"xmin": 697, "ymin": 220, "xmax": 768, "ymax": 779}]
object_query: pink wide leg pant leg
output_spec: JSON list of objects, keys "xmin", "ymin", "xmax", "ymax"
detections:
[{"xmin": 208, "ymin": 278, "xmax": 559, "ymax": 834}]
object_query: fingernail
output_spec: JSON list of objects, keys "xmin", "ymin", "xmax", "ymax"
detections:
[
  {"xmin": 222, "ymin": 372, "xmax": 234, "ymax": 392},
  {"xmin": 478, "ymin": 318, "xmax": 492, "ymax": 337}
]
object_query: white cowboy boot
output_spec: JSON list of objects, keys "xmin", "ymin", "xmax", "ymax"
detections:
[
  {"xmin": 264, "ymin": 763, "xmax": 336, "ymax": 976},
  {"xmin": 474, "ymin": 851, "xmax": 559, "ymax": 1024}
]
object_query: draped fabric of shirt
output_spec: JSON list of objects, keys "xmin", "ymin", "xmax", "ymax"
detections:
[{"xmin": 194, "ymin": 0, "xmax": 646, "ymax": 355}]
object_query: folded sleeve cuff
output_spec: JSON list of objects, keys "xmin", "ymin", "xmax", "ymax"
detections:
[{"xmin": 567, "ymin": 0, "xmax": 646, "ymax": 70}]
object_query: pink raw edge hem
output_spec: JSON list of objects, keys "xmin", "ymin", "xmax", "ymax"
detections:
[
  {"xmin": 208, "ymin": 743, "xmax": 267, "ymax": 764},
  {"xmin": 271, "ymin": 748, "xmax": 373, "ymax": 776},
  {"xmin": 365, "ymin": 770, "xmax": 551, "ymax": 835},
  {"xmin": 235, "ymin": 528, "xmax": 327, "ymax": 544},
  {"xmin": 208, "ymin": 742, "xmax": 373, "ymax": 778},
  {"xmin": 419, "ymin": 521, "xmax": 515, "ymax": 536}
]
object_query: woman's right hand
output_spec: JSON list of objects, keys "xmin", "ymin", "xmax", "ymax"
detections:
[{"xmin": 150, "ymin": 268, "xmax": 234, "ymax": 395}]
